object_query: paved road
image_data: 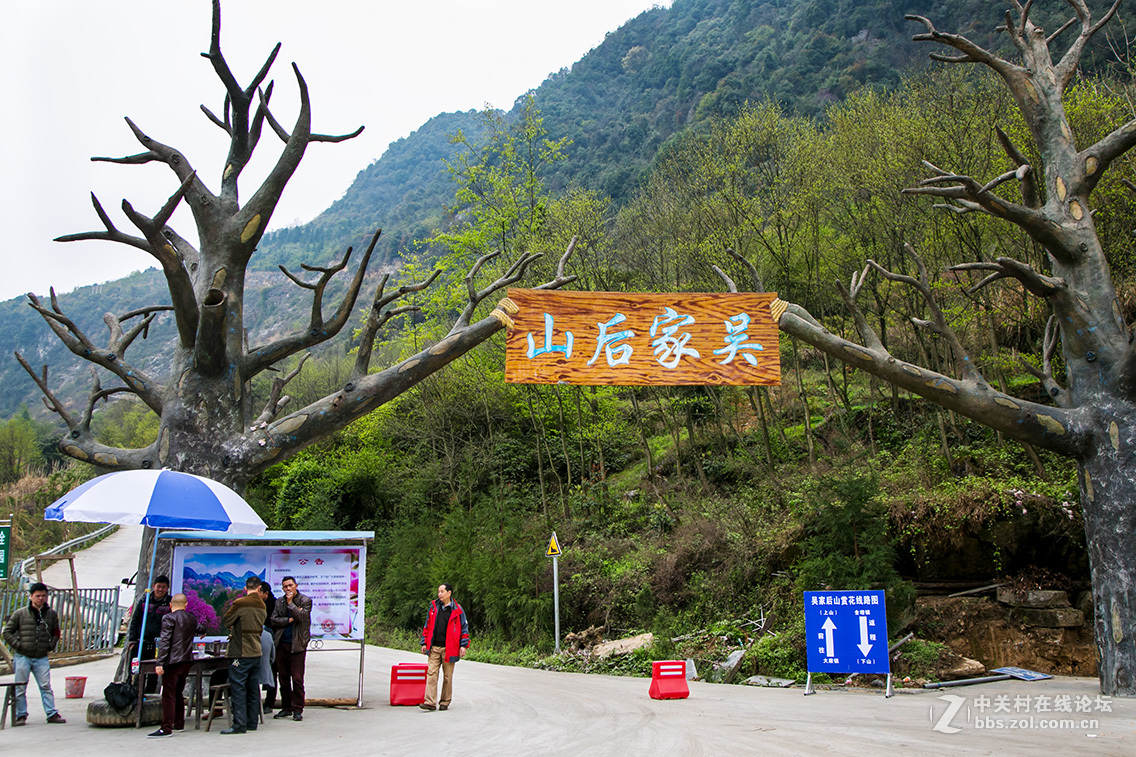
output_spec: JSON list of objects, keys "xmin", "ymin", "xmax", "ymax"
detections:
[
  {"xmin": 36, "ymin": 525, "xmax": 142, "ymax": 607},
  {"xmin": 7, "ymin": 527, "xmax": 1132, "ymax": 754},
  {"xmin": 0, "ymin": 644, "xmax": 1130, "ymax": 755}
]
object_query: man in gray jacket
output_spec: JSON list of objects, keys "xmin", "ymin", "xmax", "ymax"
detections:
[{"xmin": 1, "ymin": 582, "xmax": 65, "ymax": 725}]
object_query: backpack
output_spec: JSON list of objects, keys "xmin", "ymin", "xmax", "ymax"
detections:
[{"xmin": 104, "ymin": 681, "xmax": 136, "ymax": 714}]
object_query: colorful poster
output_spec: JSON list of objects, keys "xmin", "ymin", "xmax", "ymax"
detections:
[{"xmin": 171, "ymin": 545, "xmax": 365, "ymax": 641}]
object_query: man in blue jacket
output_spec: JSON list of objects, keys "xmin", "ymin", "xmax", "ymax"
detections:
[{"xmin": 419, "ymin": 583, "xmax": 469, "ymax": 712}]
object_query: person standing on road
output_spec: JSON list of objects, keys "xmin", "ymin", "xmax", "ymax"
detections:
[
  {"xmin": 2, "ymin": 582, "xmax": 65, "ymax": 725},
  {"xmin": 270, "ymin": 576, "xmax": 312, "ymax": 722},
  {"xmin": 128, "ymin": 574, "xmax": 172, "ymax": 660},
  {"xmin": 221, "ymin": 577, "xmax": 266, "ymax": 735},
  {"xmin": 256, "ymin": 581, "xmax": 278, "ymax": 714},
  {"xmin": 149, "ymin": 593, "xmax": 197, "ymax": 738},
  {"xmin": 419, "ymin": 583, "xmax": 469, "ymax": 712}
]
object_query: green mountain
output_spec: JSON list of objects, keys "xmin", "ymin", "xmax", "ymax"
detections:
[{"xmin": 0, "ymin": 0, "xmax": 1104, "ymax": 419}]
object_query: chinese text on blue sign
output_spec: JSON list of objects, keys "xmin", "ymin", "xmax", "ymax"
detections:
[{"xmin": 804, "ymin": 590, "xmax": 889, "ymax": 675}]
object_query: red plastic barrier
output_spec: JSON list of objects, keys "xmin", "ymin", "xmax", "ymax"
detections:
[
  {"xmin": 648, "ymin": 660, "xmax": 689, "ymax": 700},
  {"xmin": 390, "ymin": 662, "xmax": 429, "ymax": 706}
]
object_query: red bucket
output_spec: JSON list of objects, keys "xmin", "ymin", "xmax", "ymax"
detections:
[{"xmin": 64, "ymin": 676, "xmax": 87, "ymax": 698}]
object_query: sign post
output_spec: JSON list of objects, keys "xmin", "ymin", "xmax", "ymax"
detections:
[
  {"xmin": 803, "ymin": 590, "xmax": 892, "ymax": 697},
  {"xmin": 546, "ymin": 532, "xmax": 562, "ymax": 654},
  {"xmin": 0, "ymin": 514, "xmax": 12, "ymax": 581}
]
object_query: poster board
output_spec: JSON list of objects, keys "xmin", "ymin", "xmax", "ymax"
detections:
[{"xmin": 171, "ymin": 545, "xmax": 365, "ymax": 641}]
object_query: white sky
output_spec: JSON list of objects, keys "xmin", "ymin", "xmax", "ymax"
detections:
[{"xmin": 1, "ymin": 1, "xmax": 670, "ymax": 302}]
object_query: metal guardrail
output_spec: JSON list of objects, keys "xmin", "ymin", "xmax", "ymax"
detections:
[
  {"xmin": 0, "ymin": 586, "xmax": 123, "ymax": 657},
  {"xmin": 1, "ymin": 525, "xmax": 126, "ymax": 660},
  {"xmin": 14, "ymin": 524, "xmax": 120, "ymax": 587}
]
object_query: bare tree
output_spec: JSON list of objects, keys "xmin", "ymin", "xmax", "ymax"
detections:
[
  {"xmin": 744, "ymin": 0, "xmax": 1133, "ymax": 696},
  {"xmin": 15, "ymin": 2, "xmax": 572, "ymax": 584}
]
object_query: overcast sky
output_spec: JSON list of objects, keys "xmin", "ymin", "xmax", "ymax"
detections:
[{"xmin": 1, "ymin": 1, "xmax": 669, "ymax": 302}]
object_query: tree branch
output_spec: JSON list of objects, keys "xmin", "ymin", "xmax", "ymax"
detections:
[
  {"xmin": 234, "ymin": 63, "xmax": 363, "ymax": 260},
  {"xmin": 25, "ymin": 290, "xmax": 163, "ymax": 413},
  {"xmin": 905, "ymin": 14, "xmax": 1018, "ymax": 77},
  {"xmin": 949, "ymin": 257, "xmax": 1065, "ymax": 298},
  {"xmin": 777, "ymin": 305, "xmax": 1087, "ymax": 457},
  {"xmin": 116, "ymin": 173, "xmax": 202, "ymax": 348},
  {"xmin": 238, "ymin": 242, "xmax": 578, "ymax": 474},
  {"xmin": 835, "ymin": 264, "xmax": 886, "ymax": 352},
  {"xmin": 1054, "ymin": 0, "xmax": 1123, "ymax": 88},
  {"xmin": 14, "ymin": 352, "xmax": 152, "ymax": 469},
  {"xmin": 352, "ymin": 271, "xmax": 439, "ymax": 380},
  {"xmin": 1080, "ymin": 118, "xmax": 1136, "ymax": 196},
  {"xmin": 994, "ymin": 126, "xmax": 1040, "ymax": 207},
  {"xmin": 1020, "ymin": 315, "xmax": 1069, "ymax": 407},
  {"xmin": 869, "ymin": 245, "xmax": 986, "ymax": 385},
  {"xmin": 93, "ymin": 118, "xmax": 216, "ymax": 218},
  {"xmin": 903, "ymin": 161, "xmax": 1071, "ymax": 260},
  {"xmin": 244, "ymin": 229, "xmax": 383, "ymax": 380},
  {"xmin": 254, "ymin": 353, "xmax": 310, "ymax": 426},
  {"xmin": 53, "ymin": 193, "xmax": 151, "ymax": 252},
  {"xmin": 14, "ymin": 353, "xmax": 77, "ymax": 431}
]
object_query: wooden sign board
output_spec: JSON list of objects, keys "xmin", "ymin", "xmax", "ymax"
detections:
[{"xmin": 504, "ymin": 289, "xmax": 781, "ymax": 386}]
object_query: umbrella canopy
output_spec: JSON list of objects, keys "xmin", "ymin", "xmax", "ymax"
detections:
[{"xmin": 45, "ymin": 469, "xmax": 266, "ymax": 535}]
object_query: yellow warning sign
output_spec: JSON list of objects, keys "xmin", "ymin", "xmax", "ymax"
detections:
[{"xmin": 546, "ymin": 532, "xmax": 562, "ymax": 557}]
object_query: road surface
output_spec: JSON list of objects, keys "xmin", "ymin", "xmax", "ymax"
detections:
[
  {"xmin": 35, "ymin": 525, "xmax": 141, "ymax": 607},
  {"xmin": 5, "ymin": 526, "xmax": 1131, "ymax": 754},
  {"xmin": 0, "ymin": 645, "xmax": 1130, "ymax": 755}
]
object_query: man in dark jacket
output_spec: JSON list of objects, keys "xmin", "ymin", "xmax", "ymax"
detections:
[
  {"xmin": 1, "ymin": 582, "xmax": 65, "ymax": 725},
  {"xmin": 269, "ymin": 575, "xmax": 312, "ymax": 722},
  {"xmin": 418, "ymin": 583, "xmax": 469, "ymax": 712},
  {"xmin": 148, "ymin": 593, "xmax": 198, "ymax": 738},
  {"xmin": 220, "ymin": 577, "xmax": 266, "ymax": 735},
  {"xmin": 128, "ymin": 574, "xmax": 172, "ymax": 694}
]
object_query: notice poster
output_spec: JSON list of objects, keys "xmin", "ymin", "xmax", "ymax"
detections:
[{"xmin": 171, "ymin": 545, "xmax": 365, "ymax": 641}]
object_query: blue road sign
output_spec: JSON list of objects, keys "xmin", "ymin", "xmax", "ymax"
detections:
[
  {"xmin": 804, "ymin": 590, "xmax": 889, "ymax": 675},
  {"xmin": 992, "ymin": 666, "xmax": 1052, "ymax": 681}
]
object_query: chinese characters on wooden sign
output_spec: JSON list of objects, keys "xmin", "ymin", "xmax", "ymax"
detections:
[{"xmin": 504, "ymin": 289, "xmax": 781, "ymax": 386}]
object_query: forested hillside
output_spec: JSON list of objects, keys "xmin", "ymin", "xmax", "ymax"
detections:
[
  {"xmin": 6, "ymin": 0, "xmax": 1104, "ymax": 419},
  {"xmin": 4, "ymin": 0, "xmax": 1130, "ymax": 683}
]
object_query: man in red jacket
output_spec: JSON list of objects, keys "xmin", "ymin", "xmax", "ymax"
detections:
[{"xmin": 419, "ymin": 583, "xmax": 469, "ymax": 711}]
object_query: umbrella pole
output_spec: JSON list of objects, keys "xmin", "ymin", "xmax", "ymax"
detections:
[{"xmin": 135, "ymin": 526, "xmax": 161, "ymax": 677}]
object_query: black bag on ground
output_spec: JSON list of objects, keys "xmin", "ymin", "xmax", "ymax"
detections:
[{"xmin": 104, "ymin": 681, "xmax": 136, "ymax": 714}]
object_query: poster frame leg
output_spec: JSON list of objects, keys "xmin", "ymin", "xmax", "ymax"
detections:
[
  {"xmin": 804, "ymin": 671, "xmax": 814, "ymax": 696},
  {"xmin": 357, "ymin": 640, "xmax": 365, "ymax": 707}
]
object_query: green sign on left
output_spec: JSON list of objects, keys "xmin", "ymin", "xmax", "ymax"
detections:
[{"xmin": 0, "ymin": 525, "xmax": 10, "ymax": 580}]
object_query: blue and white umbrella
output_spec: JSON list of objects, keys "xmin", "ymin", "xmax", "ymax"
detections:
[
  {"xmin": 45, "ymin": 469, "xmax": 267, "ymax": 672},
  {"xmin": 45, "ymin": 469, "xmax": 266, "ymax": 535}
]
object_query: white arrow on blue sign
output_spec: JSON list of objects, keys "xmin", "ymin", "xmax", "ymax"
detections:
[{"xmin": 804, "ymin": 590, "xmax": 890, "ymax": 675}]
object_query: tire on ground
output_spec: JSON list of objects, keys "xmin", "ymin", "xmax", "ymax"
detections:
[{"xmin": 86, "ymin": 696, "xmax": 162, "ymax": 727}]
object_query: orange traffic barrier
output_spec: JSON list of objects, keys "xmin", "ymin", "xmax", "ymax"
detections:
[
  {"xmin": 389, "ymin": 663, "xmax": 428, "ymax": 706},
  {"xmin": 648, "ymin": 660, "xmax": 689, "ymax": 699}
]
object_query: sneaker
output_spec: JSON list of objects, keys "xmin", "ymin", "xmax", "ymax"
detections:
[
  {"xmin": 147, "ymin": 729, "xmax": 172, "ymax": 738},
  {"xmin": 263, "ymin": 706, "xmax": 272, "ymax": 715},
  {"xmin": 439, "ymin": 704, "xmax": 449, "ymax": 711},
  {"xmin": 292, "ymin": 712, "xmax": 303, "ymax": 721},
  {"xmin": 418, "ymin": 703, "xmax": 436, "ymax": 711},
  {"xmin": 13, "ymin": 715, "xmax": 27, "ymax": 727},
  {"xmin": 46, "ymin": 713, "xmax": 67, "ymax": 724},
  {"xmin": 219, "ymin": 727, "xmax": 246, "ymax": 735},
  {"xmin": 273, "ymin": 710, "xmax": 293, "ymax": 719}
]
